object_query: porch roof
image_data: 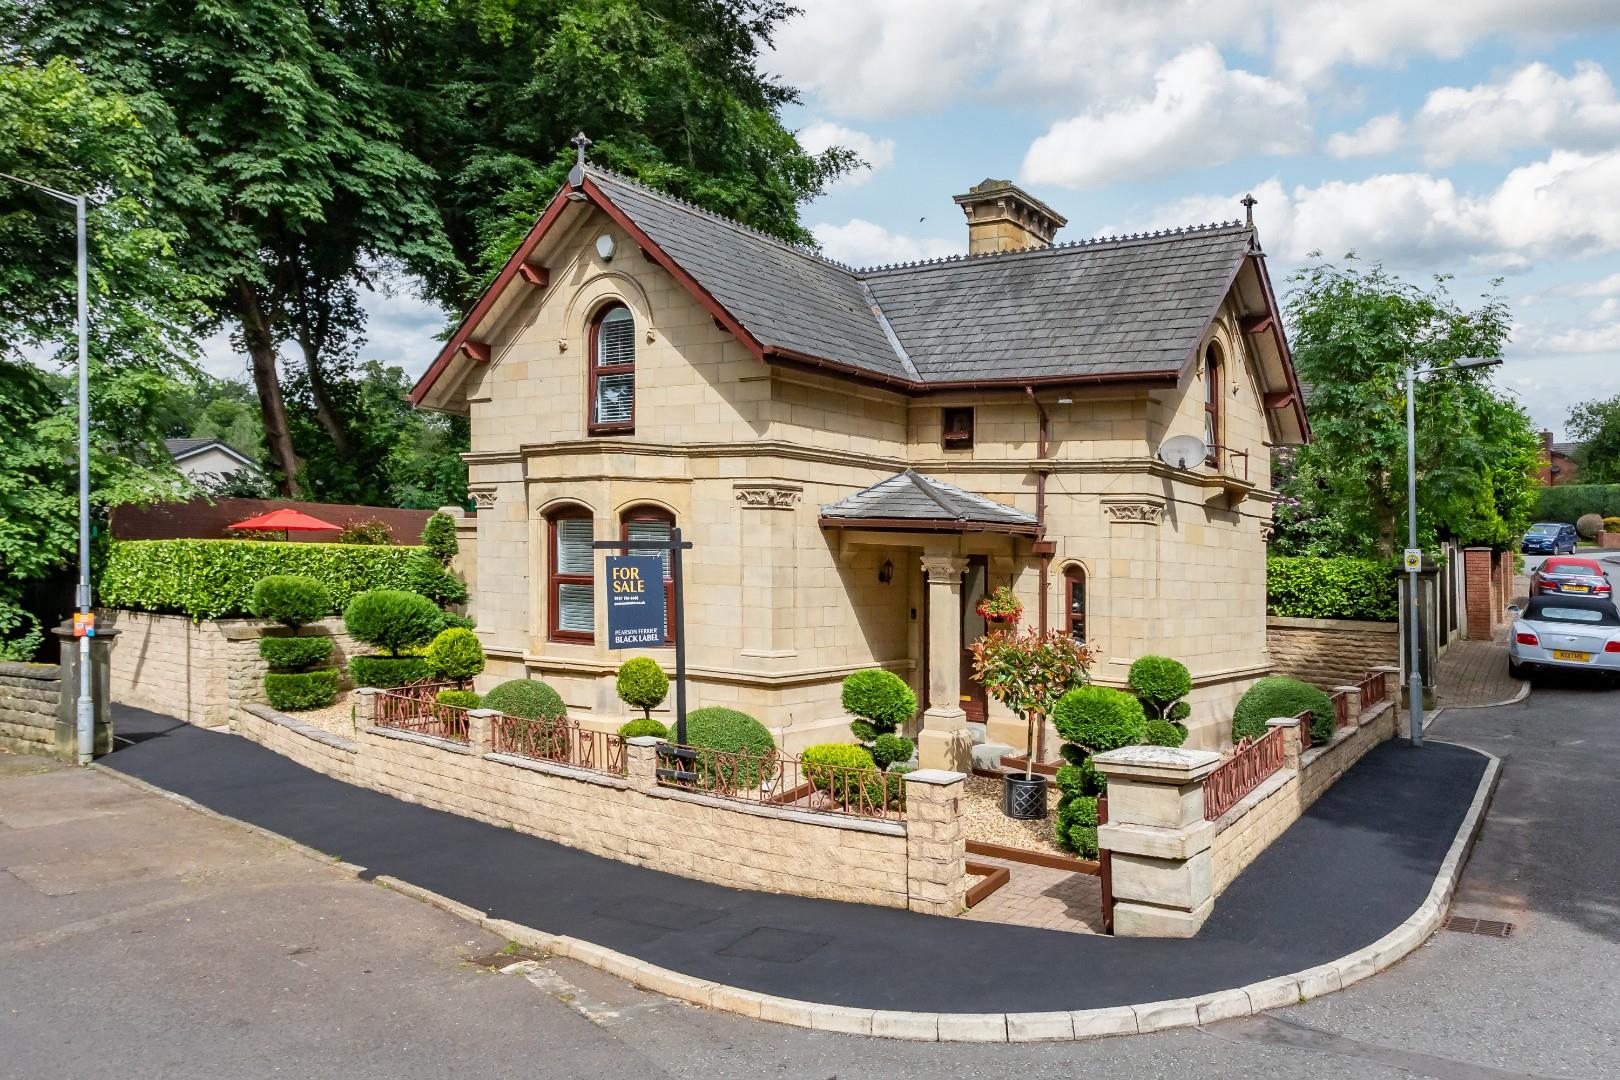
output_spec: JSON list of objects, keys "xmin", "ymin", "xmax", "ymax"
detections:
[{"xmin": 817, "ymin": 470, "xmax": 1040, "ymax": 535}]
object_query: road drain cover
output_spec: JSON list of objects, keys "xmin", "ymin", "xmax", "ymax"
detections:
[{"xmin": 1443, "ymin": 915, "xmax": 1514, "ymax": 937}]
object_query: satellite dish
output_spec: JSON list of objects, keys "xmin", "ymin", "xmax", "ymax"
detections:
[{"xmin": 1158, "ymin": 434, "xmax": 1208, "ymax": 470}]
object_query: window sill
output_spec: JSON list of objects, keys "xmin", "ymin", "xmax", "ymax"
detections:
[
  {"xmin": 588, "ymin": 423, "xmax": 635, "ymax": 437},
  {"xmin": 548, "ymin": 632, "xmax": 595, "ymax": 645}
]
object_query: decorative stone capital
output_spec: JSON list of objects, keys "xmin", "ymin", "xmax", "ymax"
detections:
[
  {"xmin": 733, "ymin": 482, "xmax": 802, "ymax": 510},
  {"xmin": 919, "ymin": 554, "xmax": 967, "ymax": 584},
  {"xmin": 470, "ymin": 488, "xmax": 497, "ymax": 510},
  {"xmin": 1101, "ymin": 497, "xmax": 1165, "ymax": 526},
  {"xmin": 1259, "ymin": 519, "xmax": 1276, "ymax": 542},
  {"xmin": 1091, "ymin": 744, "xmax": 1222, "ymax": 784}
]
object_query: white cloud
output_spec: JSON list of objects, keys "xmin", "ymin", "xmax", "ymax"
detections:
[
  {"xmin": 1107, "ymin": 149, "xmax": 1620, "ymax": 270},
  {"xmin": 1325, "ymin": 112, "xmax": 1405, "ymax": 159},
  {"xmin": 810, "ymin": 219, "xmax": 962, "ymax": 268},
  {"xmin": 1568, "ymin": 271, "xmax": 1620, "ymax": 297},
  {"xmin": 1021, "ymin": 46, "xmax": 1310, "ymax": 189},
  {"xmin": 1326, "ymin": 61, "xmax": 1620, "ymax": 164},
  {"xmin": 797, "ymin": 121, "xmax": 896, "ymax": 188}
]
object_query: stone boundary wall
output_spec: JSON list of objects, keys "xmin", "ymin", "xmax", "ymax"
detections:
[
  {"xmin": 1267, "ymin": 617, "xmax": 1398, "ymax": 690},
  {"xmin": 1209, "ymin": 697, "xmax": 1398, "ymax": 896},
  {"xmin": 100, "ymin": 610, "xmax": 363, "ymax": 726},
  {"xmin": 0, "ymin": 661, "xmax": 60, "ymax": 754},
  {"xmin": 234, "ymin": 698, "xmax": 967, "ymax": 915}
]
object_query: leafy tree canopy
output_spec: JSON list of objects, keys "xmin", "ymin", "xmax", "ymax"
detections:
[
  {"xmin": 1275, "ymin": 257, "xmax": 1540, "ymax": 558},
  {"xmin": 1567, "ymin": 396, "xmax": 1620, "ymax": 484}
]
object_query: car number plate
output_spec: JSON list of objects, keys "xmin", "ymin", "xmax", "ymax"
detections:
[
  {"xmin": 1552, "ymin": 649, "xmax": 1591, "ymax": 662},
  {"xmin": 1563, "ymin": 584, "xmax": 1590, "ymax": 593}
]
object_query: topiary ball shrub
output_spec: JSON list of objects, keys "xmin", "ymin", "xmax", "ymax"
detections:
[
  {"xmin": 437, "ymin": 612, "xmax": 475, "ymax": 631},
  {"xmin": 258, "ymin": 636, "xmax": 333, "ymax": 672},
  {"xmin": 682, "ymin": 706, "xmax": 778, "ymax": 788},
  {"xmin": 1143, "ymin": 718, "xmax": 1188, "ymax": 747},
  {"xmin": 425, "ymin": 627, "xmax": 485, "ymax": 684},
  {"xmin": 1169, "ymin": 700, "xmax": 1191, "ymax": 724},
  {"xmin": 250, "ymin": 575, "xmax": 332, "ymax": 628},
  {"xmin": 435, "ymin": 688, "xmax": 481, "ymax": 709},
  {"xmin": 1577, "ymin": 513, "xmax": 1603, "ymax": 540},
  {"xmin": 1055, "ymin": 793, "xmax": 1099, "ymax": 858},
  {"xmin": 618, "ymin": 717, "xmax": 669, "ymax": 739},
  {"xmin": 802, "ymin": 743, "xmax": 884, "ymax": 807},
  {"xmin": 407, "ymin": 551, "xmax": 469, "ymax": 606},
  {"xmin": 1232, "ymin": 676, "xmax": 1335, "ymax": 746},
  {"xmin": 1052, "ymin": 686, "xmax": 1147, "ymax": 753},
  {"xmin": 264, "ymin": 669, "xmax": 339, "ymax": 711},
  {"xmin": 483, "ymin": 679, "xmax": 566, "ymax": 721},
  {"xmin": 343, "ymin": 589, "xmax": 443, "ymax": 657},
  {"xmin": 1128, "ymin": 655, "xmax": 1191, "ymax": 718},
  {"xmin": 421, "ymin": 512, "xmax": 458, "ymax": 564},
  {"xmin": 871, "ymin": 732, "xmax": 914, "ymax": 770},
  {"xmin": 842, "ymin": 668, "xmax": 917, "ymax": 744},
  {"xmin": 616, "ymin": 657, "xmax": 669, "ymax": 720},
  {"xmin": 348, "ymin": 655, "xmax": 433, "ymax": 689}
]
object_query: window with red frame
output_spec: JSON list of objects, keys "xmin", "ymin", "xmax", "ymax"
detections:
[
  {"xmin": 1064, "ymin": 566, "xmax": 1086, "ymax": 645},
  {"xmin": 548, "ymin": 508, "xmax": 595, "ymax": 642},
  {"xmin": 621, "ymin": 506, "xmax": 676, "ymax": 643},
  {"xmin": 589, "ymin": 304, "xmax": 635, "ymax": 434},
  {"xmin": 1203, "ymin": 342, "xmax": 1221, "ymax": 464}
]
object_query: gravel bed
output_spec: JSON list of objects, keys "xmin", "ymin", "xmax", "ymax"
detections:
[
  {"xmin": 279, "ymin": 689, "xmax": 360, "ymax": 740},
  {"xmin": 961, "ymin": 773, "xmax": 1067, "ymax": 857}
]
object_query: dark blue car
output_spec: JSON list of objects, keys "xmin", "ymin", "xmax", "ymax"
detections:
[{"xmin": 1522, "ymin": 522, "xmax": 1578, "ymax": 555}]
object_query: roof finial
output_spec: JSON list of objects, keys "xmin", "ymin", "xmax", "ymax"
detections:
[
  {"xmin": 567, "ymin": 132, "xmax": 592, "ymax": 188},
  {"xmin": 1241, "ymin": 192, "xmax": 1257, "ymax": 228}
]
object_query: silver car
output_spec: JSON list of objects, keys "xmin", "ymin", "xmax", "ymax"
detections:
[{"xmin": 1509, "ymin": 595, "xmax": 1620, "ymax": 681}]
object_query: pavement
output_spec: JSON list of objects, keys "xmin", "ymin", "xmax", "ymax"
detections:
[
  {"xmin": 2, "ymin": 682, "xmax": 1615, "ymax": 1078},
  {"xmin": 93, "ymin": 702, "xmax": 1487, "ymax": 1017}
]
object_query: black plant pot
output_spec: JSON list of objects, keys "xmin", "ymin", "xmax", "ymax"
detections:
[{"xmin": 1002, "ymin": 773, "xmax": 1048, "ymax": 820}]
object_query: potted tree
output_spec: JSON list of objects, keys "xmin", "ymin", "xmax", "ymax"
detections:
[
  {"xmin": 975, "ymin": 585, "xmax": 1023, "ymax": 628},
  {"xmin": 969, "ymin": 628, "xmax": 1093, "ymax": 819}
]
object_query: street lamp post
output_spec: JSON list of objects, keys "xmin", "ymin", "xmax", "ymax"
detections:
[
  {"xmin": 1403, "ymin": 355, "xmax": 1503, "ymax": 748},
  {"xmin": 2, "ymin": 171, "xmax": 94, "ymax": 765}
]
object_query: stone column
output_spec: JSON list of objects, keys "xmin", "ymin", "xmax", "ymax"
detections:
[
  {"xmin": 1331, "ymin": 685, "xmax": 1362, "ymax": 725},
  {"xmin": 354, "ymin": 687, "xmax": 378, "ymax": 728},
  {"xmin": 624, "ymin": 735, "xmax": 661, "ymax": 795},
  {"xmin": 467, "ymin": 708, "xmax": 498, "ymax": 755},
  {"xmin": 903, "ymin": 769, "xmax": 967, "ymax": 916},
  {"xmin": 917, "ymin": 554, "xmax": 972, "ymax": 772},
  {"xmin": 734, "ymin": 482, "xmax": 801, "ymax": 668},
  {"xmin": 53, "ymin": 625, "xmax": 119, "ymax": 760},
  {"xmin": 1374, "ymin": 665, "xmax": 1401, "ymax": 703},
  {"xmin": 1268, "ymin": 715, "xmax": 1302, "ymax": 770},
  {"xmin": 1092, "ymin": 744, "xmax": 1222, "ymax": 937}
]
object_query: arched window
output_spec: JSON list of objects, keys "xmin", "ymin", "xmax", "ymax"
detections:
[
  {"xmin": 621, "ymin": 505, "xmax": 675, "ymax": 643},
  {"xmin": 1064, "ymin": 565, "xmax": 1086, "ymax": 645},
  {"xmin": 590, "ymin": 304, "xmax": 636, "ymax": 435},
  {"xmin": 1203, "ymin": 341, "xmax": 1221, "ymax": 462},
  {"xmin": 548, "ymin": 507, "xmax": 595, "ymax": 642}
]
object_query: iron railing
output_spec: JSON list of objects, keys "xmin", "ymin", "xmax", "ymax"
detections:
[
  {"xmin": 373, "ymin": 682, "xmax": 468, "ymax": 743},
  {"xmin": 656, "ymin": 744, "xmax": 906, "ymax": 822},
  {"xmin": 1331, "ymin": 688, "xmax": 1353, "ymax": 729},
  {"xmin": 1204, "ymin": 723, "xmax": 1288, "ymax": 821},
  {"xmin": 492, "ymin": 714, "xmax": 627, "ymax": 777},
  {"xmin": 1358, "ymin": 669, "xmax": 1386, "ymax": 709}
]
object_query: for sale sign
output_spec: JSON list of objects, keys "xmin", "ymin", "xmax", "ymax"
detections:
[{"xmin": 605, "ymin": 555, "xmax": 665, "ymax": 649}]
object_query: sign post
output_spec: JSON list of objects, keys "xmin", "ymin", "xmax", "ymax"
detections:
[{"xmin": 593, "ymin": 528, "xmax": 694, "ymax": 777}]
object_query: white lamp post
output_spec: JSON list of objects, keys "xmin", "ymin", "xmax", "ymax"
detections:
[
  {"xmin": 1403, "ymin": 355, "xmax": 1502, "ymax": 747},
  {"xmin": 2, "ymin": 171, "xmax": 94, "ymax": 764}
]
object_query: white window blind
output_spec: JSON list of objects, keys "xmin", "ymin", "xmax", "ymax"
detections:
[
  {"xmin": 625, "ymin": 518, "xmax": 672, "ymax": 576},
  {"xmin": 557, "ymin": 583, "xmax": 594, "ymax": 634},
  {"xmin": 596, "ymin": 307, "xmax": 635, "ymax": 366},
  {"xmin": 555, "ymin": 517, "xmax": 594, "ymax": 575},
  {"xmin": 594, "ymin": 372, "xmax": 634, "ymax": 425}
]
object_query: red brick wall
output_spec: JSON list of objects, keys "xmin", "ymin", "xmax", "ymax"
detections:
[
  {"xmin": 112, "ymin": 497, "xmax": 436, "ymax": 544},
  {"xmin": 1464, "ymin": 547, "xmax": 1494, "ymax": 641}
]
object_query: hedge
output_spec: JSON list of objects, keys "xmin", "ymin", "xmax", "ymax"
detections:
[
  {"xmin": 264, "ymin": 669, "xmax": 339, "ymax": 711},
  {"xmin": 1233, "ymin": 676, "xmax": 1335, "ymax": 746},
  {"xmin": 348, "ymin": 656, "xmax": 432, "ymax": 689},
  {"xmin": 100, "ymin": 540, "xmax": 426, "ymax": 621},
  {"xmin": 1267, "ymin": 556, "xmax": 1398, "ymax": 622},
  {"xmin": 1532, "ymin": 484, "xmax": 1620, "ymax": 524}
]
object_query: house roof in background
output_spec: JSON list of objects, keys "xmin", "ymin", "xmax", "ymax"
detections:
[
  {"xmin": 818, "ymin": 470, "xmax": 1038, "ymax": 534},
  {"xmin": 165, "ymin": 437, "xmax": 258, "ymax": 470}
]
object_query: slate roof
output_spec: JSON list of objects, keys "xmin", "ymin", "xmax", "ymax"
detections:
[
  {"xmin": 1552, "ymin": 442, "xmax": 1580, "ymax": 457},
  {"xmin": 584, "ymin": 167, "xmax": 1253, "ymax": 388},
  {"xmin": 819, "ymin": 470, "xmax": 1039, "ymax": 533},
  {"xmin": 165, "ymin": 437, "xmax": 254, "ymax": 464}
]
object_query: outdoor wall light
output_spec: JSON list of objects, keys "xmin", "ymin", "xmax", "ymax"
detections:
[
  {"xmin": 878, "ymin": 559, "xmax": 894, "ymax": 584},
  {"xmin": 595, "ymin": 233, "xmax": 616, "ymax": 261}
]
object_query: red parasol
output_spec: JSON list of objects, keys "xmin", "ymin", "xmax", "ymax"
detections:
[{"xmin": 228, "ymin": 508, "xmax": 342, "ymax": 541}]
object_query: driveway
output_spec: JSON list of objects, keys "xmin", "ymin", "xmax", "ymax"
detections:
[{"xmin": 1, "ymin": 686, "xmax": 1614, "ymax": 1078}]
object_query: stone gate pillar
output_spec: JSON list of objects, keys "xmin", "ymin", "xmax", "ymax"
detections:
[{"xmin": 917, "ymin": 554, "xmax": 972, "ymax": 772}]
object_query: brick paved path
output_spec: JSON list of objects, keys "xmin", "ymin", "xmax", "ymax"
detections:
[
  {"xmin": 961, "ymin": 854, "xmax": 1103, "ymax": 935},
  {"xmin": 1434, "ymin": 572, "xmax": 1528, "ymax": 708}
]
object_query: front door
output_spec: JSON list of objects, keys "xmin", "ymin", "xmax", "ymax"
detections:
[{"xmin": 959, "ymin": 555, "xmax": 989, "ymax": 723}]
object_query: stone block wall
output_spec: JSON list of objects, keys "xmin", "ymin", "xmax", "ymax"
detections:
[
  {"xmin": 101, "ymin": 610, "xmax": 363, "ymax": 726},
  {"xmin": 1267, "ymin": 617, "xmax": 1399, "ymax": 690},
  {"xmin": 0, "ymin": 662, "xmax": 61, "ymax": 754},
  {"xmin": 234, "ymin": 697, "xmax": 964, "ymax": 913}
]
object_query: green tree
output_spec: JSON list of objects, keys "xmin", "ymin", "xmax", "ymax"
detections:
[
  {"xmin": 0, "ymin": 57, "xmax": 203, "ymax": 657},
  {"xmin": 1279, "ymin": 258, "xmax": 1539, "ymax": 557},
  {"xmin": 1567, "ymin": 396, "xmax": 1620, "ymax": 484}
]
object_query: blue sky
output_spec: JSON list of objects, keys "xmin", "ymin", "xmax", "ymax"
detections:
[{"xmin": 204, "ymin": 2, "xmax": 1620, "ymax": 439}]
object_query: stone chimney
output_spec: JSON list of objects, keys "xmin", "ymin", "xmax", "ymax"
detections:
[{"xmin": 952, "ymin": 179, "xmax": 1067, "ymax": 255}]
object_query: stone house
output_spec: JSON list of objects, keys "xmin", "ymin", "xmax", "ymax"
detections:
[{"xmin": 409, "ymin": 156, "xmax": 1308, "ymax": 765}]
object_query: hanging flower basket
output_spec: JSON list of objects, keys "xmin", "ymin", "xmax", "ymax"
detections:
[{"xmin": 976, "ymin": 585, "xmax": 1023, "ymax": 625}]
